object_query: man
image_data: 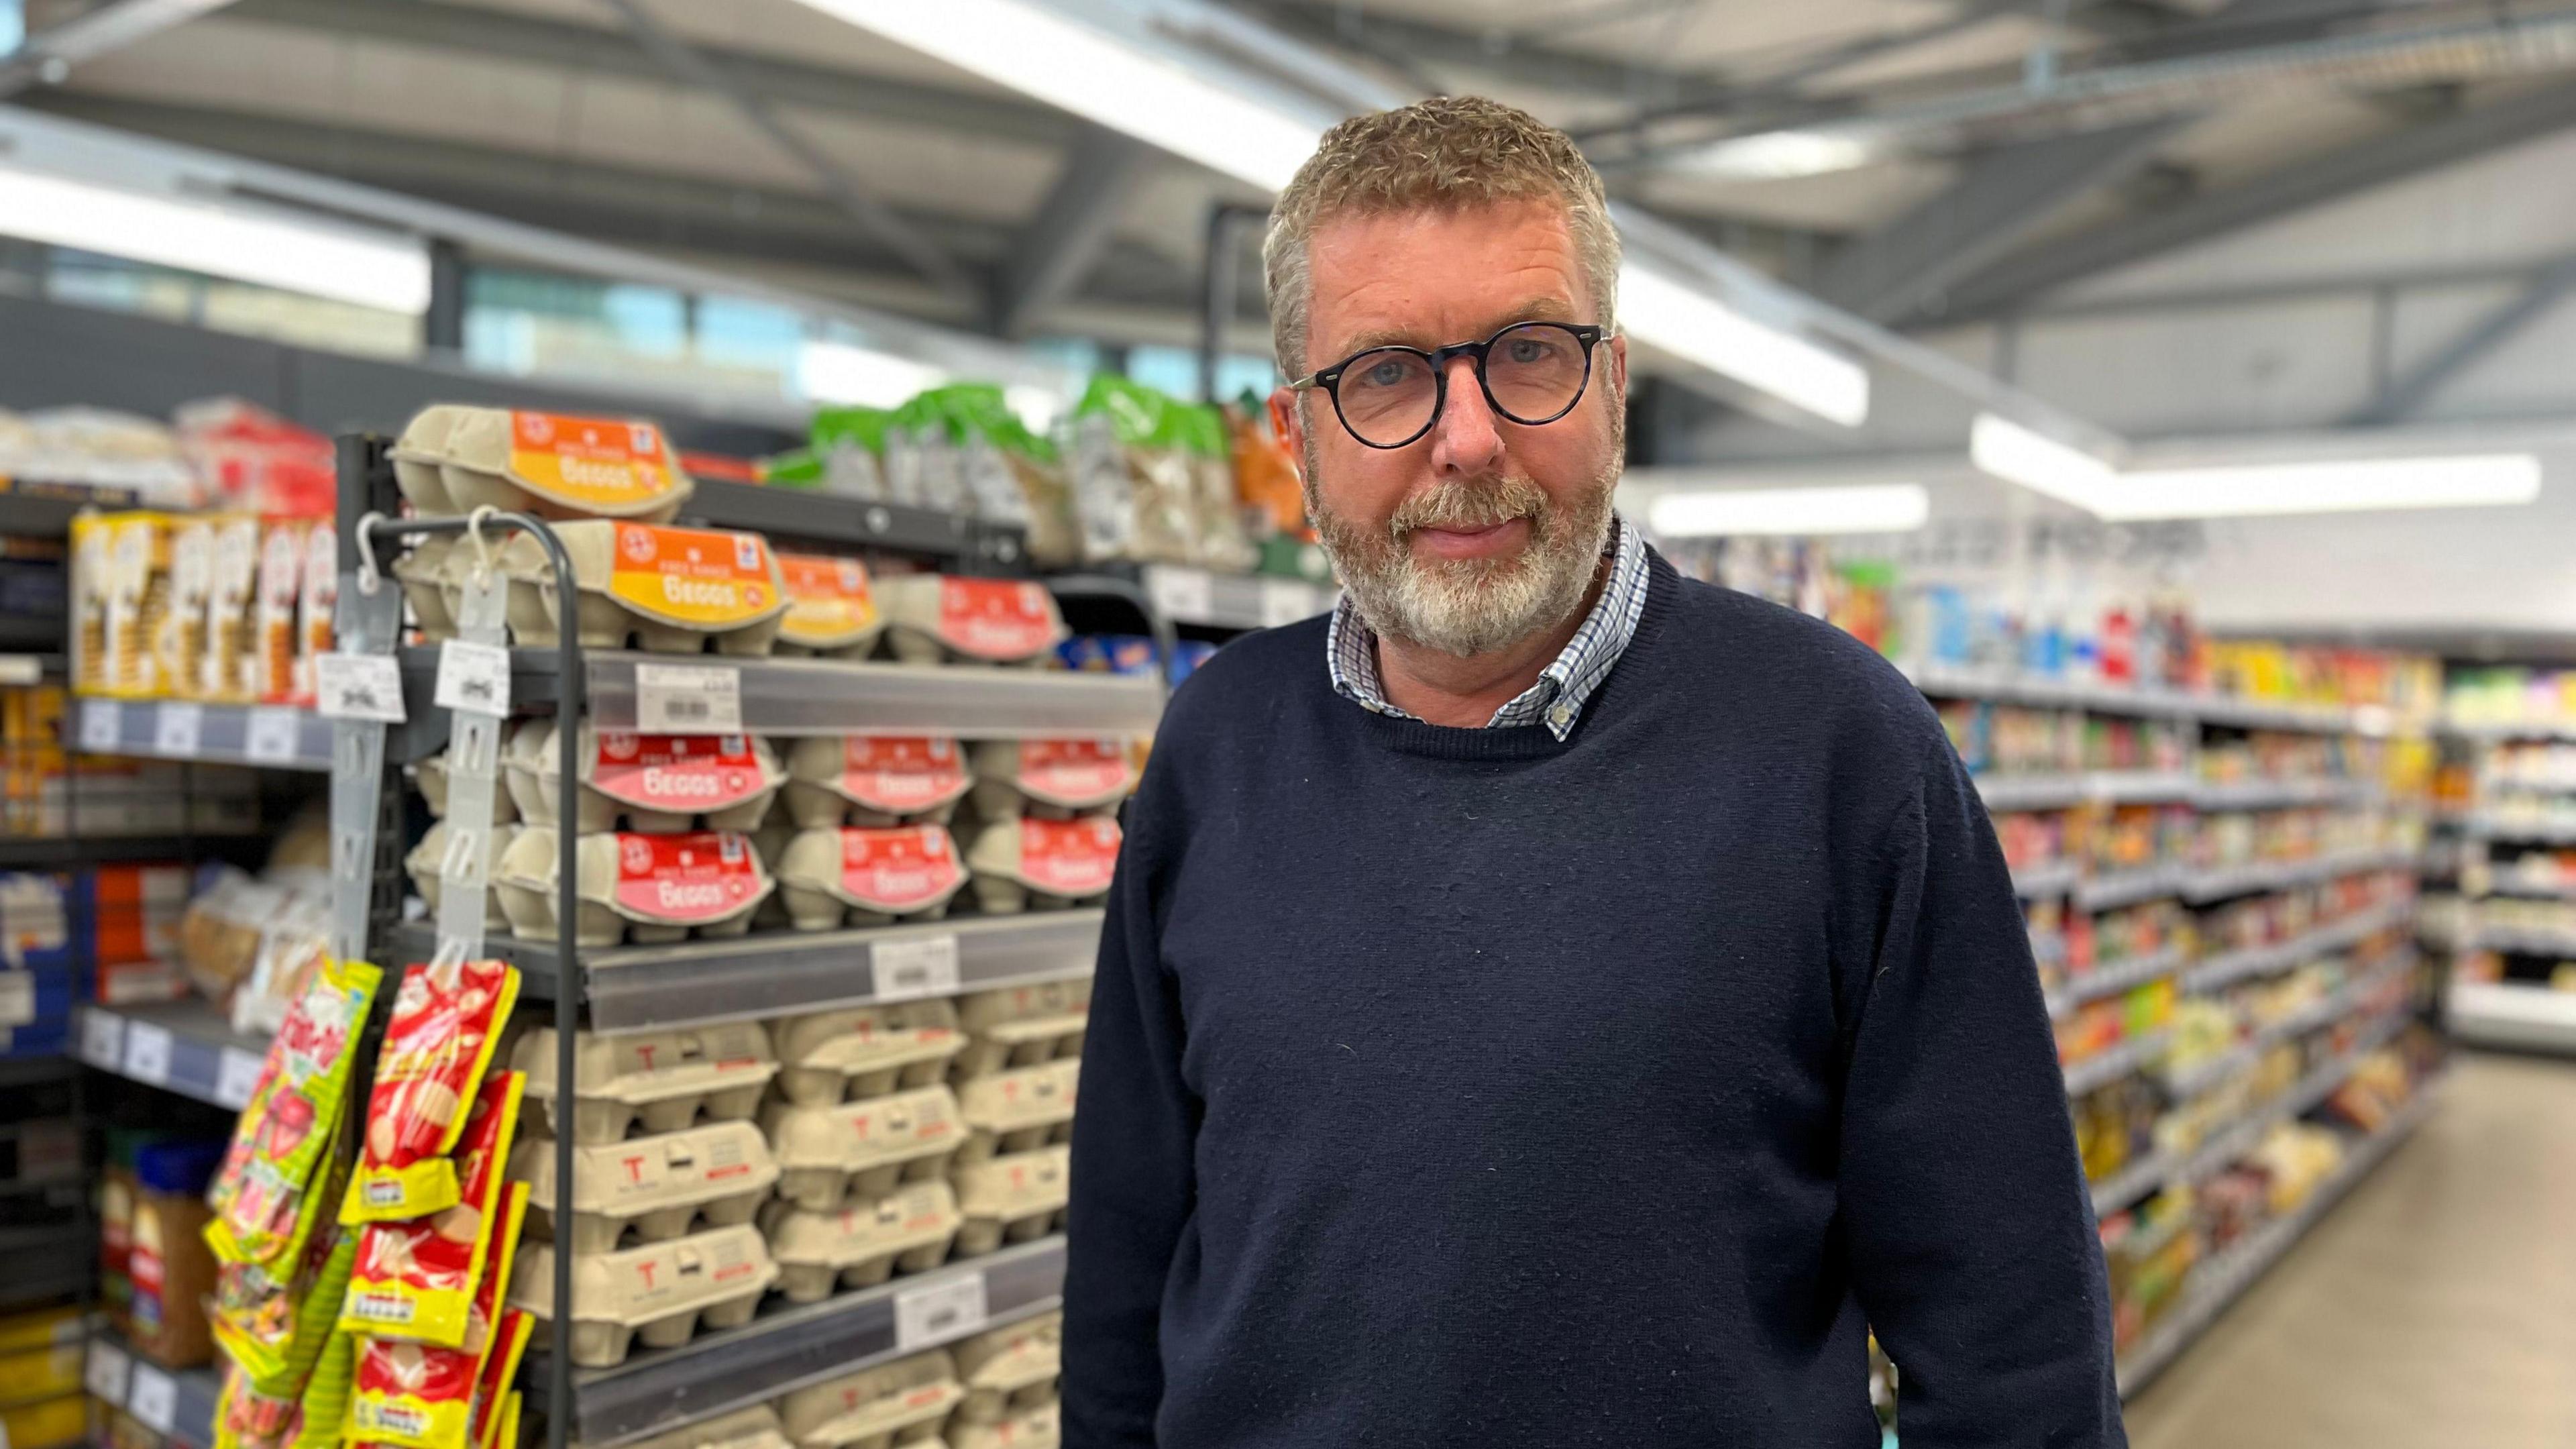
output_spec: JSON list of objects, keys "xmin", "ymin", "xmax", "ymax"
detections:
[{"xmin": 1063, "ymin": 96, "xmax": 2124, "ymax": 1448}]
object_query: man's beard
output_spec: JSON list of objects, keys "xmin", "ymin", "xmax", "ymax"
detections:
[{"xmin": 1306, "ymin": 436, "xmax": 1618, "ymax": 659}]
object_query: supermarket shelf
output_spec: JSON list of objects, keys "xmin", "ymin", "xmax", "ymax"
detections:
[
  {"xmin": 2190, "ymin": 777, "xmax": 2381, "ymax": 812},
  {"xmin": 0, "ymin": 619, "xmax": 65, "ymax": 653},
  {"xmin": 2116, "ymin": 1086, "xmax": 2438, "ymax": 1397},
  {"xmin": 390, "ymin": 910, "xmax": 1102, "ymax": 1032},
  {"xmin": 0, "ymin": 490, "xmax": 91, "ymax": 539},
  {"xmin": 2062, "ymin": 1028, "xmax": 2172, "ymax": 1097},
  {"xmin": 2477, "ymin": 775, "xmax": 2576, "ymax": 796},
  {"xmin": 2445, "ymin": 716, "xmax": 2576, "ymax": 743},
  {"xmin": 1974, "ymin": 771, "xmax": 2194, "ymax": 812},
  {"xmin": 0, "ymin": 1224, "xmax": 87, "ymax": 1310},
  {"xmin": 2474, "ymin": 876, "xmax": 2576, "ymax": 900},
  {"xmin": 2160, "ymin": 955, "xmax": 2416, "ymax": 1099},
  {"xmin": 0, "ymin": 652, "xmax": 64, "ymax": 684},
  {"xmin": 75, "ymin": 698, "xmax": 333, "ymax": 771},
  {"xmin": 1140, "ymin": 564, "xmax": 1337, "ymax": 631},
  {"xmin": 2182, "ymin": 901, "xmax": 2416, "ymax": 994},
  {"xmin": 73, "ymin": 1000, "xmax": 268, "ymax": 1111},
  {"xmin": 84, "ymin": 1331, "xmax": 221, "ymax": 1449},
  {"xmin": 2178, "ymin": 846, "xmax": 2418, "ymax": 904},
  {"xmin": 2463, "ymin": 814, "xmax": 2576, "ymax": 844},
  {"xmin": 2045, "ymin": 946, "xmax": 2184, "ymax": 1019},
  {"xmin": 2010, "ymin": 860, "xmax": 2082, "ymax": 900},
  {"xmin": 1904, "ymin": 663, "xmax": 2197, "ymax": 718},
  {"xmin": 2074, "ymin": 864, "xmax": 2181, "ymax": 912},
  {"xmin": 676, "ymin": 479, "xmax": 1022, "ymax": 566},
  {"xmin": 0, "ymin": 833, "xmax": 260, "ymax": 867},
  {"xmin": 2447, "ymin": 980, "xmax": 2576, "ymax": 1053},
  {"xmin": 2469, "ymin": 924, "xmax": 2576, "ymax": 957},
  {"xmin": 563, "ymin": 1236, "xmax": 1064, "ymax": 1448},
  {"xmin": 2186, "ymin": 694, "xmax": 2384, "ymax": 735}
]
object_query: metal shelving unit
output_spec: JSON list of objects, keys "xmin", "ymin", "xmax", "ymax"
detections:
[
  {"xmin": 72, "ymin": 1000, "xmax": 269, "ymax": 1111},
  {"xmin": 2044, "ymin": 946, "xmax": 2184, "ymax": 1020},
  {"xmin": 2447, "ymin": 979, "xmax": 2576, "ymax": 1052},
  {"xmin": 74, "ymin": 698, "xmax": 334, "ymax": 771},
  {"xmin": 2182, "ymin": 902, "xmax": 2416, "ymax": 994},
  {"xmin": 82, "ymin": 1330, "xmax": 221, "ymax": 1449},
  {"xmin": 1139, "ymin": 562, "xmax": 1336, "ymax": 632}
]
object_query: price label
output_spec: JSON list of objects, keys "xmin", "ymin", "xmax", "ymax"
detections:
[
  {"xmin": 1147, "ymin": 568, "xmax": 1213, "ymax": 625},
  {"xmin": 84, "ymin": 1339, "xmax": 130, "ymax": 1404},
  {"xmin": 633, "ymin": 663, "xmax": 743, "ymax": 735},
  {"xmin": 892, "ymin": 1272, "xmax": 987, "ymax": 1351},
  {"xmin": 121, "ymin": 1021, "xmax": 173, "ymax": 1086},
  {"xmin": 215, "ymin": 1046, "xmax": 266, "ymax": 1111},
  {"xmin": 870, "ymin": 934, "xmax": 961, "ymax": 1003},
  {"xmin": 79, "ymin": 1010, "xmax": 124, "ymax": 1070},
  {"xmin": 1258, "ymin": 578, "xmax": 1313, "ymax": 629},
  {"xmin": 154, "ymin": 703, "xmax": 203, "ymax": 757},
  {"xmin": 78, "ymin": 700, "xmax": 121, "ymax": 753},
  {"xmin": 246, "ymin": 707, "xmax": 305, "ymax": 765},
  {"xmin": 127, "ymin": 1363, "xmax": 176, "ymax": 1433},
  {"xmin": 434, "ymin": 640, "xmax": 513, "ymax": 716},
  {"xmin": 315, "ymin": 653, "xmax": 407, "ymax": 724}
]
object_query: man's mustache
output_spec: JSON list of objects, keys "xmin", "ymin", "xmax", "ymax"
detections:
[{"xmin": 1387, "ymin": 476, "xmax": 1550, "ymax": 539}]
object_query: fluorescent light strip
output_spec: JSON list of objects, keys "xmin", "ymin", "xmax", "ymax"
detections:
[
  {"xmin": 2108, "ymin": 454, "xmax": 2542, "ymax": 519},
  {"xmin": 800, "ymin": 341, "xmax": 948, "ymax": 407},
  {"xmin": 1622, "ymin": 263, "xmax": 1872, "ymax": 427},
  {"xmin": 1970, "ymin": 412, "xmax": 2123, "ymax": 512},
  {"xmin": 1648, "ymin": 483, "xmax": 1929, "ymax": 537},
  {"xmin": 0, "ymin": 166, "xmax": 429, "ymax": 313}
]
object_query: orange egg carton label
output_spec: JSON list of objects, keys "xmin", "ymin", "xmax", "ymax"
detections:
[
  {"xmin": 604, "ymin": 525, "xmax": 778, "ymax": 627},
  {"xmin": 506, "ymin": 413, "xmax": 681, "ymax": 508},
  {"xmin": 780, "ymin": 554, "xmax": 878, "ymax": 638}
]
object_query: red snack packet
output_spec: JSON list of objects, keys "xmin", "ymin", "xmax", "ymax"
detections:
[
  {"xmin": 341, "ymin": 1073, "xmax": 524, "ymax": 1348},
  {"xmin": 345, "ymin": 959, "xmax": 520, "ymax": 1224},
  {"xmin": 345, "ymin": 1182, "xmax": 529, "ymax": 1449}
]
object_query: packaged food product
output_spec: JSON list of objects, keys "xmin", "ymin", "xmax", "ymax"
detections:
[
  {"xmin": 502, "ymin": 722, "xmax": 782, "ymax": 833},
  {"xmin": 763, "ymin": 1179, "xmax": 961, "ymax": 1301},
  {"xmin": 131, "ymin": 1138, "xmax": 228, "ymax": 1367},
  {"xmin": 207, "ymin": 957, "xmax": 384, "ymax": 1269},
  {"xmin": 951, "ymin": 981, "xmax": 1089, "ymax": 1081},
  {"xmin": 294, "ymin": 521, "xmax": 336, "ymax": 707},
  {"xmin": 210, "ymin": 1147, "xmax": 359, "ymax": 1393},
  {"xmin": 506, "ymin": 1224, "xmax": 776, "ymax": 1367},
  {"xmin": 69, "ymin": 513, "xmax": 113, "ymax": 694},
  {"xmin": 0, "ymin": 1330, "xmax": 80, "ymax": 1406},
  {"xmin": 346, "ymin": 961, "xmax": 522, "ymax": 1223},
  {"xmin": 416, "ymin": 744, "xmax": 521, "ymax": 825},
  {"xmin": 951, "ymin": 1311, "xmax": 1061, "ymax": 1426},
  {"xmin": 965, "ymin": 817, "xmax": 1121, "ymax": 914},
  {"xmin": 777, "ymin": 553, "xmax": 885, "ymax": 658},
  {"xmin": 510, "ymin": 1120, "xmax": 778, "ymax": 1252},
  {"xmin": 949, "ymin": 1401, "xmax": 1059, "ymax": 1449},
  {"xmin": 877, "ymin": 576, "xmax": 1064, "ymax": 667},
  {"xmin": 429, "ymin": 408, "xmax": 694, "ymax": 522},
  {"xmin": 203, "ymin": 513, "xmax": 263, "ymax": 702},
  {"xmin": 621, "ymin": 1405, "xmax": 792, "ymax": 1449},
  {"xmin": 402, "ymin": 822, "xmax": 519, "ymax": 936},
  {"xmin": 488, "ymin": 521, "xmax": 784, "ymax": 655},
  {"xmin": 954, "ymin": 1059, "xmax": 1077, "ymax": 1167},
  {"xmin": 0, "ymin": 1394, "xmax": 86, "ymax": 1449},
  {"xmin": 341, "ymin": 1072, "xmax": 525, "ymax": 1348},
  {"xmin": 470, "ymin": 1310, "xmax": 531, "ymax": 1449},
  {"xmin": 762, "ymin": 1085, "xmax": 961, "ymax": 1211},
  {"xmin": 775, "ymin": 825, "xmax": 967, "ymax": 929},
  {"xmin": 480, "ymin": 1391, "xmax": 519, "ymax": 1449},
  {"xmin": 95, "ymin": 512, "xmax": 174, "ymax": 698},
  {"xmin": 393, "ymin": 538, "xmax": 457, "ymax": 641},
  {"xmin": 771, "ymin": 1000, "xmax": 964, "ymax": 1107},
  {"xmin": 345, "ymin": 1185, "xmax": 528, "ymax": 1449},
  {"xmin": 253, "ymin": 520, "xmax": 305, "ymax": 704},
  {"xmin": 388, "ymin": 406, "xmax": 470, "ymax": 515},
  {"xmin": 784, "ymin": 737, "xmax": 970, "ymax": 829},
  {"xmin": 966, "ymin": 740, "xmax": 1134, "ymax": 820},
  {"xmin": 952, "ymin": 1146, "xmax": 1070, "ymax": 1256},
  {"xmin": 777, "ymin": 1349, "xmax": 964, "ymax": 1449},
  {"xmin": 513, "ymin": 1022, "xmax": 777, "ymax": 1144},
  {"xmin": 493, "ymin": 828, "xmax": 772, "ymax": 945}
]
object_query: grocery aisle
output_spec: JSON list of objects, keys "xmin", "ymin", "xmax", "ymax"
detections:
[{"xmin": 2123, "ymin": 1051, "xmax": 2576, "ymax": 1449}]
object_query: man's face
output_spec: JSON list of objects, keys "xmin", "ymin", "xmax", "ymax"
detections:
[{"xmin": 1273, "ymin": 198, "xmax": 1628, "ymax": 659}]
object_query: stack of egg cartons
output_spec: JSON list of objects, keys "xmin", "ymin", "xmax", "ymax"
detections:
[
  {"xmin": 775, "ymin": 1312, "xmax": 1063, "ymax": 1449},
  {"xmin": 961, "ymin": 741, "xmax": 1130, "ymax": 916},
  {"xmin": 947, "ymin": 980, "xmax": 1086, "ymax": 1257}
]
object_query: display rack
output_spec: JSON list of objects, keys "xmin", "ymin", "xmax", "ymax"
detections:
[
  {"xmin": 2432, "ymin": 706, "xmax": 2576, "ymax": 1052},
  {"xmin": 81, "ymin": 1330, "xmax": 221, "ymax": 1449},
  {"xmin": 74, "ymin": 698, "xmax": 334, "ymax": 772}
]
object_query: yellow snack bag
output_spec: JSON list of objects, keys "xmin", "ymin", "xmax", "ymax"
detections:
[
  {"xmin": 345, "ymin": 960, "xmax": 520, "ymax": 1224},
  {"xmin": 207, "ymin": 957, "xmax": 383, "ymax": 1268},
  {"xmin": 346, "ymin": 1183, "xmax": 529, "ymax": 1449},
  {"xmin": 341, "ymin": 1073, "xmax": 524, "ymax": 1347}
]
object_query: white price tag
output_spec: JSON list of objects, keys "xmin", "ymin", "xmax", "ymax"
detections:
[
  {"xmin": 127, "ymin": 1363, "xmax": 176, "ymax": 1433},
  {"xmin": 78, "ymin": 700, "xmax": 121, "ymax": 753},
  {"xmin": 121, "ymin": 1021, "xmax": 173, "ymax": 1086},
  {"xmin": 434, "ymin": 639, "xmax": 513, "ymax": 716},
  {"xmin": 154, "ymin": 703, "xmax": 203, "ymax": 757},
  {"xmin": 215, "ymin": 1046, "xmax": 266, "ymax": 1111},
  {"xmin": 893, "ymin": 1272, "xmax": 988, "ymax": 1350},
  {"xmin": 634, "ymin": 663, "xmax": 743, "ymax": 735},
  {"xmin": 246, "ymin": 707, "xmax": 305, "ymax": 764},
  {"xmin": 1147, "ymin": 568, "xmax": 1214, "ymax": 625},
  {"xmin": 84, "ymin": 1340, "xmax": 129, "ymax": 1404},
  {"xmin": 870, "ymin": 934, "xmax": 961, "ymax": 1002},
  {"xmin": 79, "ymin": 1010, "xmax": 124, "ymax": 1070},
  {"xmin": 316, "ymin": 653, "xmax": 407, "ymax": 724},
  {"xmin": 1258, "ymin": 578, "xmax": 1312, "ymax": 629}
]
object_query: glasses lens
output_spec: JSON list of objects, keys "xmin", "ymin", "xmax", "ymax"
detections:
[
  {"xmin": 1335, "ymin": 348, "xmax": 1439, "ymax": 445},
  {"xmin": 1484, "ymin": 324, "xmax": 1591, "ymax": 423}
]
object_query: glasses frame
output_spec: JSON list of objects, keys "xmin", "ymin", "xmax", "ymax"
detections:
[{"xmin": 1291, "ymin": 321, "xmax": 1607, "ymax": 450}]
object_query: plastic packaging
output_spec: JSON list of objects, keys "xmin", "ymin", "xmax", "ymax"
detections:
[
  {"xmin": 762, "ymin": 1085, "xmax": 961, "ymax": 1211},
  {"xmin": 507, "ymin": 1224, "xmax": 777, "ymax": 1368},
  {"xmin": 510, "ymin": 1120, "xmax": 778, "ymax": 1252},
  {"xmin": 405, "ymin": 822, "xmax": 520, "ymax": 933},
  {"xmin": 345, "ymin": 1183, "xmax": 529, "ymax": 1449},
  {"xmin": 347, "ymin": 960, "xmax": 521, "ymax": 1223},
  {"xmin": 416, "ymin": 746, "xmax": 519, "ymax": 825},
  {"xmin": 763, "ymin": 1179, "xmax": 961, "ymax": 1301},
  {"xmin": 131, "ymin": 1138, "xmax": 228, "ymax": 1367},
  {"xmin": 783, "ymin": 737, "xmax": 971, "ymax": 829},
  {"xmin": 771, "ymin": 1000, "xmax": 964, "ymax": 1107},
  {"xmin": 207, "ymin": 957, "xmax": 384, "ymax": 1269},
  {"xmin": 341, "ymin": 1072, "xmax": 526, "ymax": 1348},
  {"xmin": 513, "ymin": 1023, "xmax": 778, "ymax": 1144},
  {"xmin": 775, "ymin": 825, "xmax": 968, "ymax": 928}
]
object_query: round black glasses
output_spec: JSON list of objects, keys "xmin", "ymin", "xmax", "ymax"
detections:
[{"xmin": 1290, "ymin": 321, "xmax": 1607, "ymax": 450}]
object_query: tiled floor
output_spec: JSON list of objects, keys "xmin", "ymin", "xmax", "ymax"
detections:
[{"xmin": 2121, "ymin": 1051, "xmax": 2576, "ymax": 1449}]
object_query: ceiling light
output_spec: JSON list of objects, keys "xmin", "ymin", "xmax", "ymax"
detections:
[
  {"xmin": 1970, "ymin": 412, "xmax": 2122, "ymax": 512},
  {"xmin": 1680, "ymin": 129, "xmax": 1879, "ymax": 181},
  {"xmin": 1622, "ymin": 263, "xmax": 1872, "ymax": 427},
  {"xmin": 800, "ymin": 341, "xmax": 947, "ymax": 407},
  {"xmin": 1648, "ymin": 483, "xmax": 1929, "ymax": 537},
  {"xmin": 0, "ymin": 165, "xmax": 429, "ymax": 313},
  {"xmin": 2106, "ymin": 454, "xmax": 2542, "ymax": 520}
]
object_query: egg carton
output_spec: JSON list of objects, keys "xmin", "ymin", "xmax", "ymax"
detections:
[
  {"xmin": 761, "ymin": 1179, "xmax": 962, "ymax": 1303},
  {"xmin": 394, "ymin": 535, "xmax": 459, "ymax": 639},
  {"xmin": 509, "ymin": 1119, "xmax": 779, "ymax": 1253},
  {"xmin": 513, "ymin": 1022, "xmax": 779, "ymax": 1145},
  {"xmin": 953, "ymin": 1059, "xmax": 1077, "ymax": 1168},
  {"xmin": 951, "ymin": 1146, "xmax": 1069, "ymax": 1258},
  {"xmin": 762, "ymin": 1085, "xmax": 961, "ymax": 1212},
  {"xmin": 507, "ymin": 1224, "xmax": 775, "ymax": 1368},
  {"xmin": 950, "ymin": 1312, "xmax": 1060, "ymax": 1427},
  {"xmin": 776, "ymin": 553, "xmax": 887, "ymax": 659},
  {"xmin": 783, "ymin": 737, "xmax": 971, "ymax": 829},
  {"xmin": 494, "ymin": 827, "xmax": 772, "ymax": 945},
  {"xmin": 403, "ymin": 820, "xmax": 519, "ymax": 931},
  {"xmin": 502, "ymin": 719, "xmax": 783, "ymax": 833},
  {"xmin": 876, "ymin": 576, "xmax": 1063, "ymax": 667},
  {"xmin": 771, "ymin": 1000, "xmax": 966, "ymax": 1108},
  {"xmin": 777, "ymin": 826, "xmax": 968, "ymax": 930},
  {"xmin": 949, "ymin": 1401, "xmax": 1058, "ymax": 1449},
  {"xmin": 950, "ymin": 981, "xmax": 1089, "ymax": 1081},
  {"xmin": 415, "ymin": 743, "xmax": 520, "ymax": 824},
  {"xmin": 621, "ymin": 1405, "xmax": 793, "ymax": 1449},
  {"xmin": 778, "ymin": 1349, "xmax": 964, "ymax": 1449},
  {"xmin": 964, "ymin": 818, "xmax": 1119, "ymax": 915},
  {"xmin": 965, "ymin": 740, "xmax": 1134, "ymax": 821},
  {"xmin": 391, "ymin": 404, "xmax": 693, "ymax": 522},
  {"xmin": 488, "ymin": 521, "xmax": 786, "ymax": 655}
]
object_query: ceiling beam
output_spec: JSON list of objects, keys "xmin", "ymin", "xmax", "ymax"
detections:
[
  {"xmin": 0, "ymin": 0, "xmax": 241, "ymax": 97},
  {"xmin": 2343, "ymin": 257, "xmax": 2576, "ymax": 425},
  {"xmin": 1933, "ymin": 80, "xmax": 2576, "ymax": 322},
  {"xmin": 990, "ymin": 123, "xmax": 1155, "ymax": 339},
  {"xmin": 1230, "ymin": 0, "xmax": 1732, "ymax": 109}
]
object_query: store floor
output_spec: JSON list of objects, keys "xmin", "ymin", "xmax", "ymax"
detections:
[{"xmin": 2122, "ymin": 1051, "xmax": 2576, "ymax": 1449}]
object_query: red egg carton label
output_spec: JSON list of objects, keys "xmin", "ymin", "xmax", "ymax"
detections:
[
  {"xmin": 936, "ymin": 578, "xmax": 1055, "ymax": 657},
  {"xmin": 590, "ymin": 732, "xmax": 767, "ymax": 812},
  {"xmin": 837, "ymin": 826, "xmax": 963, "ymax": 910},
  {"xmin": 1018, "ymin": 739, "xmax": 1132, "ymax": 803},
  {"xmin": 612, "ymin": 832, "xmax": 761, "ymax": 923},
  {"xmin": 1017, "ymin": 817, "xmax": 1120, "ymax": 896},
  {"xmin": 838, "ymin": 737, "xmax": 968, "ymax": 814}
]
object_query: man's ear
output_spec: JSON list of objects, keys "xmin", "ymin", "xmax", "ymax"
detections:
[
  {"xmin": 1268, "ymin": 387, "xmax": 1306, "ymax": 466},
  {"xmin": 1605, "ymin": 333, "xmax": 1628, "ymax": 407}
]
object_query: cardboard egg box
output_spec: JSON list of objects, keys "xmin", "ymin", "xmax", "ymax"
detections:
[
  {"xmin": 415, "ymin": 741, "xmax": 520, "ymax": 824},
  {"xmin": 963, "ymin": 818, "xmax": 1120, "ymax": 916},
  {"xmin": 391, "ymin": 405, "xmax": 694, "ymax": 523},
  {"xmin": 493, "ymin": 827, "xmax": 772, "ymax": 945},
  {"xmin": 776, "ymin": 825, "xmax": 969, "ymax": 930},
  {"xmin": 951, "ymin": 1145, "xmax": 1069, "ymax": 1258},
  {"xmin": 508, "ymin": 1118, "xmax": 779, "ymax": 1254},
  {"xmin": 950, "ymin": 981, "xmax": 1089, "ymax": 1082},
  {"xmin": 762, "ymin": 1084, "xmax": 961, "ymax": 1212},
  {"xmin": 623, "ymin": 1406, "xmax": 793, "ymax": 1449},
  {"xmin": 486, "ymin": 522, "xmax": 788, "ymax": 656},
  {"xmin": 777, "ymin": 1348, "xmax": 965, "ymax": 1449},
  {"xmin": 506, "ymin": 1223, "xmax": 775, "ymax": 1368},
  {"xmin": 771, "ymin": 1000, "xmax": 966, "ymax": 1108},
  {"xmin": 777, "ymin": 553, "xmax": 887, "ymax": 660},
  {"xmin": 964, "ymin": 740, "xmax": 1134, "ymax": 821},
  {"xmin": 501, "ymin": 720, "xmax": 783, "ymax": 835},
  {"xmin": 783, "ymin": 737, "xmax": 971, "ymax": 830},
  {"xmin": 513, "ymin": 1022, "xmax": 778, "ymax": 1145},
  {"xmin": 950, "ymin": 1311, "xmax": 1061, "ymax": 1428},
  {"xmin": 949, "ymin": 1401, "xmax": 1058, "ymax": 1449},
  {"xmin": 953, "ymin": 1059, "xmax": 1077, "ymax": 1168},
  {"xmin": 405, "ymin": 820, "xmax": 519, "ymax": 932},
  {"xmin": 761, "ymin": 1179, "xmax": 962, "ymax": 1304},
  {"xmin": 875, "ymin": 576, "xmax": 1064, "ymax": 667}
]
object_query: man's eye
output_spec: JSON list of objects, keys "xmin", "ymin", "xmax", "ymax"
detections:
[
  {"xmin": 1363, "ymin": 361, "xmax": 1409, "ymax": 387},
  {"xmin": 1507, "ymin": 340, "xmax": 1546, "ymax": 364}
]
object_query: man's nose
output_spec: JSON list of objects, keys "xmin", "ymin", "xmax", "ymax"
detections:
[{"xmin": 1428, "ymin": 354, "xmax": 1503, "ymax": 478}]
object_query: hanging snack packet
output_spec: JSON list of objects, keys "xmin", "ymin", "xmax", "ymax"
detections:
[
  {"xmin": 345, "ymin": 1182, "xmax": 529, "ymax": 1449},
  {"xmin": 345, "ymin": 959, "xmax": 521, "ymax": 1224},
  {"xmin": 479, "ymin": 1389, "xmax": 521, "ymax": 1449},
  {"xmin": 286, "ymin": 1328, "xmax": 356, "ymax": 1449},
  {"xmin": 470, "ymin": 1311, "xmax": 533, "ymax": 1449},
  {"xmin": 211, "ymin": 1099, "xmax": 362, "ymax": 1395},
  {"xmin": 207, "ymin": 957, "xmax": 384, "ymax": 1268},
  {"xmin": 342, "ymin": 1073, "xmax": 525, "ymax": 1348}
]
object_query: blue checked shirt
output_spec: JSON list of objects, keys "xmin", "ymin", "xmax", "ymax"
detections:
[{"xmin": 1325, "ymin": 516, "xmax": 1651, "ymax": 741}]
